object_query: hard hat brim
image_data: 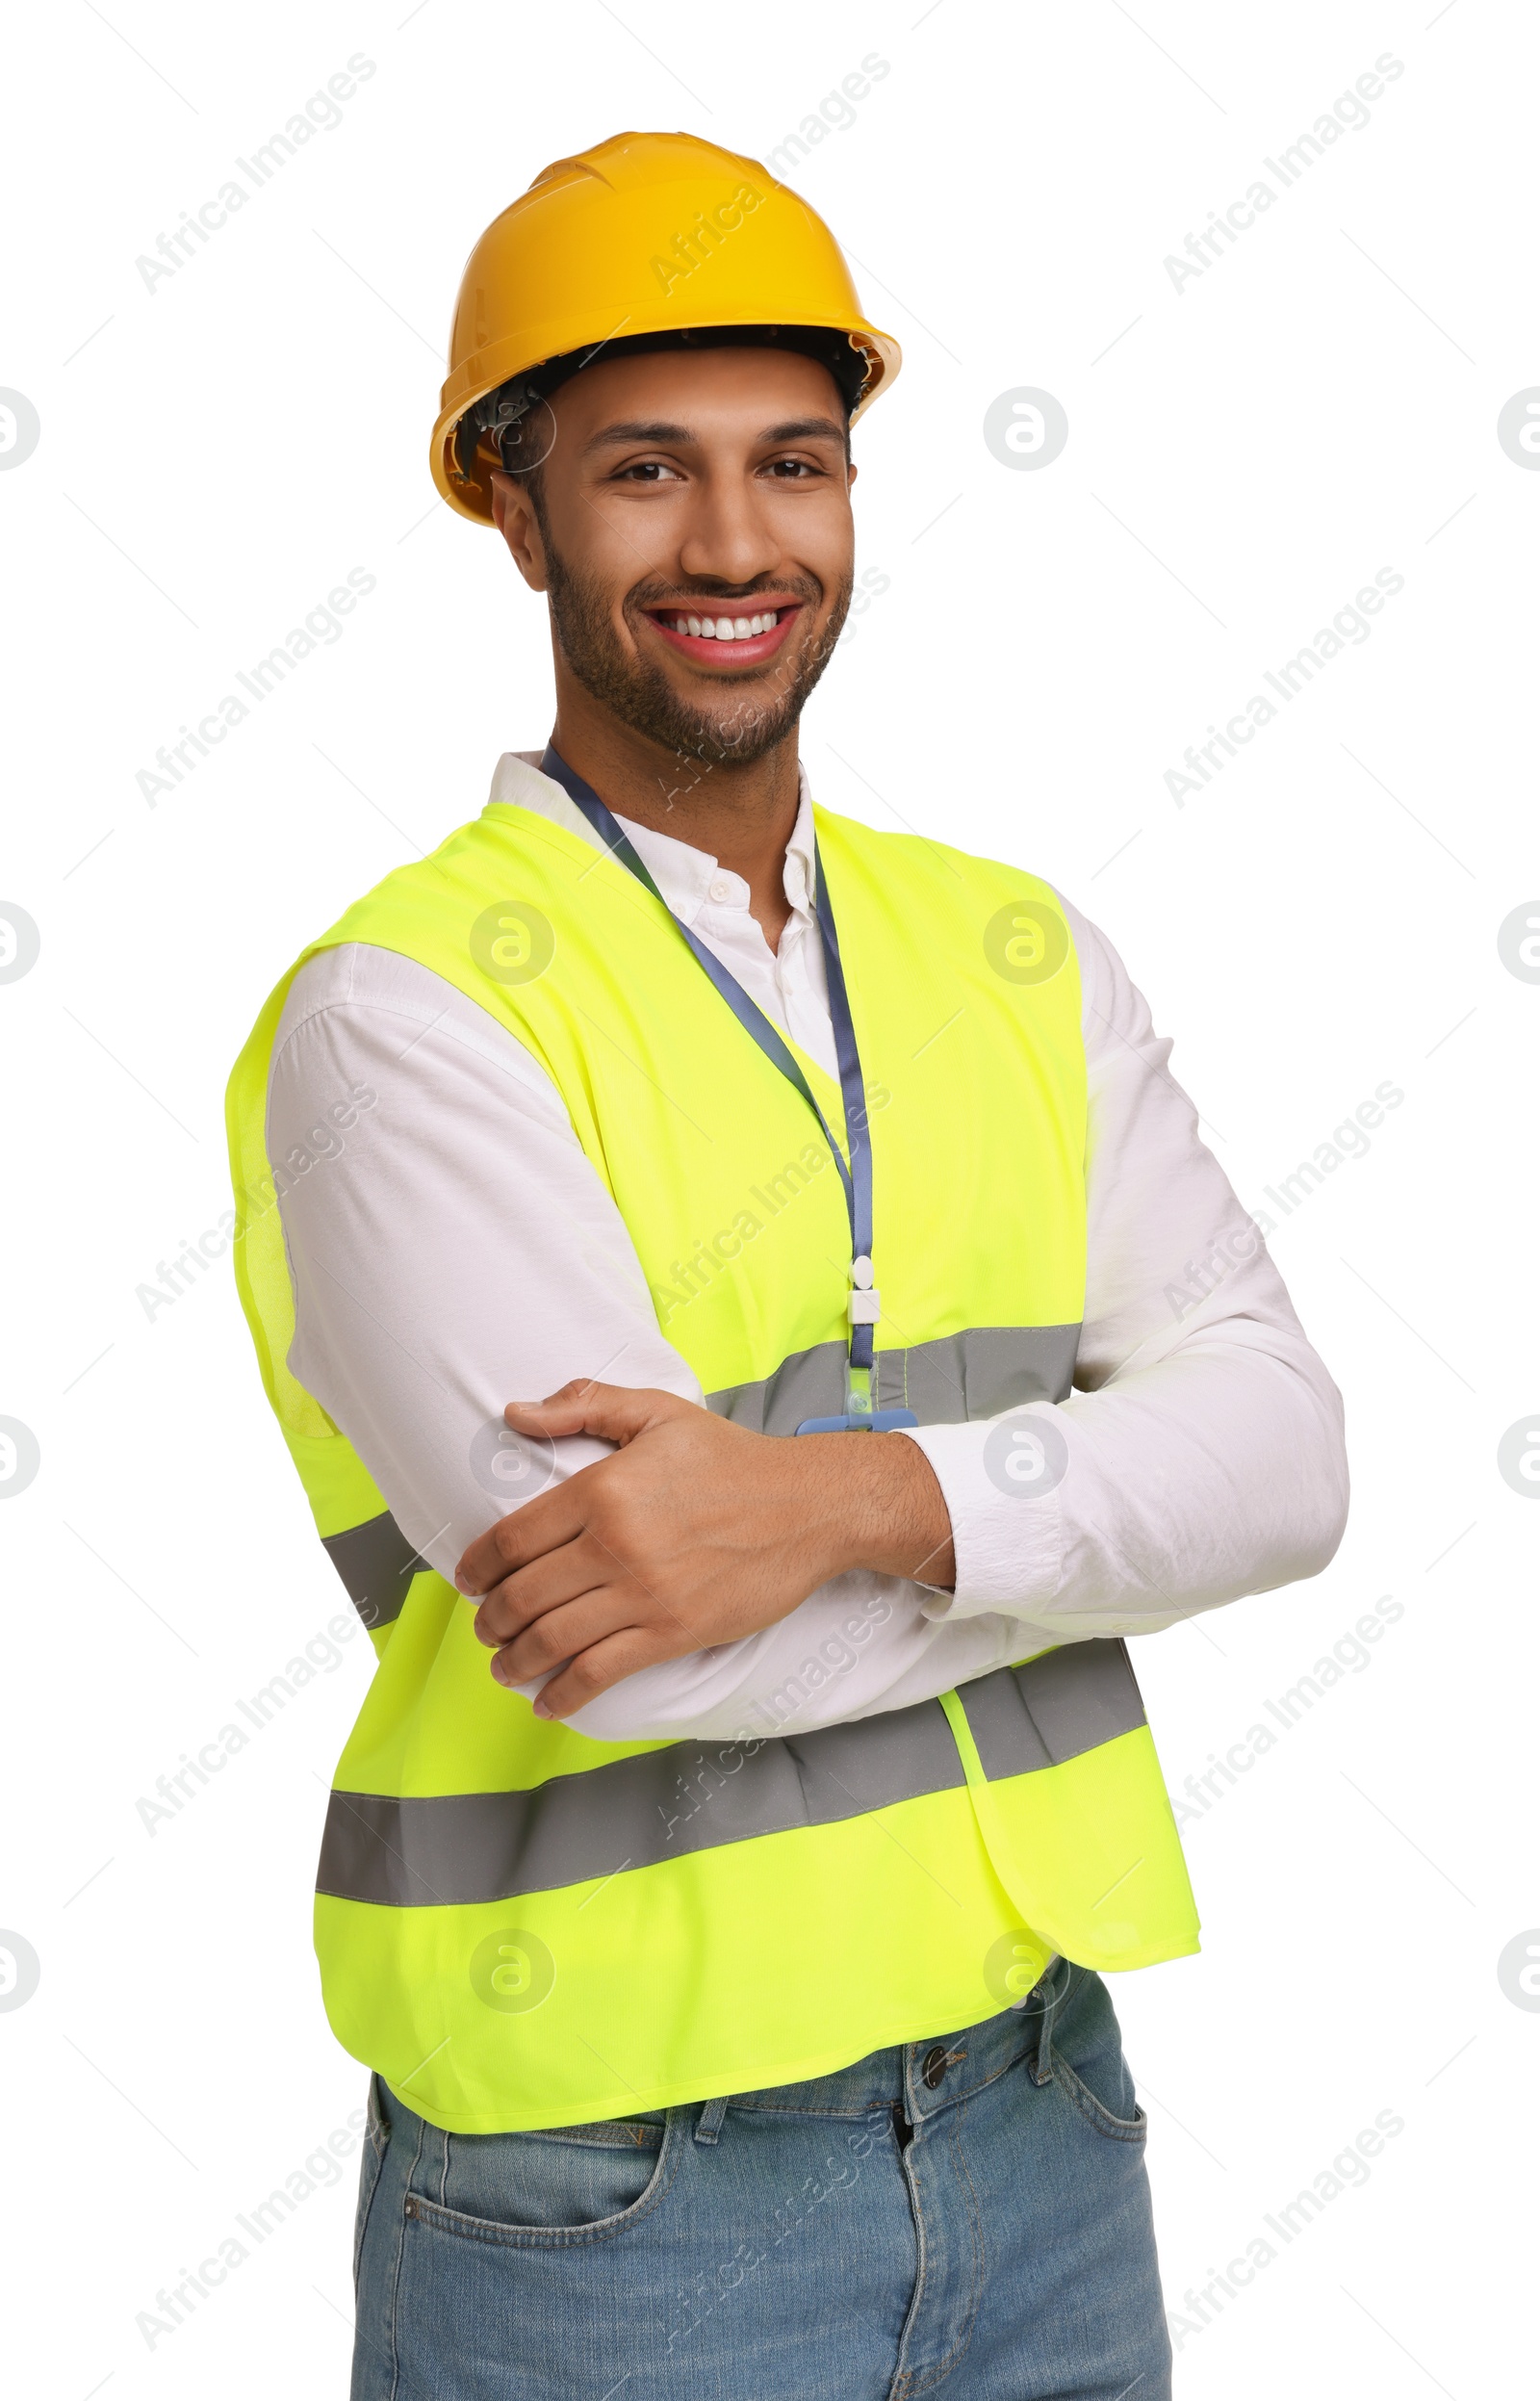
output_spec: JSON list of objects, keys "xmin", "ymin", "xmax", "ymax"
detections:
[{"xmin": 431, "ymin": 315, "xmax": 900, "ymax": 525}]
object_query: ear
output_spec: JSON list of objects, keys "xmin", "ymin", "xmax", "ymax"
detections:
[{"xmin": 490, "ymin": 470, "xmax": 549, "ymax": 593}]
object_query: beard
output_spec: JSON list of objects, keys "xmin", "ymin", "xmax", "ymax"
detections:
[{"xmin": 540, "ymin": 532, "xmax": 853, "ymax": 770}]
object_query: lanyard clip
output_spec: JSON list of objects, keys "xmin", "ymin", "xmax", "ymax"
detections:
[{"xmin": 848, "ymin": 1254, "xmax": 880, "ymax": 1327}]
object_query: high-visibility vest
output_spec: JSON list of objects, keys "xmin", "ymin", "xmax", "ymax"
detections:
[{"xmin": 225, "ymin": 791, "xmax": 1199, "ymax": 2135}]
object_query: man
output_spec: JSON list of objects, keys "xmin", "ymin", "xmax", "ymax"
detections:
[{"xmin": 226, "ymin": 133, "xmax": 1348, "ymax": 2400}]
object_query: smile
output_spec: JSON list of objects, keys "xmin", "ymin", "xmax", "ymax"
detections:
[{"xmin": 642, "ymin": 604, "xmax": 801, "ymax": 664}]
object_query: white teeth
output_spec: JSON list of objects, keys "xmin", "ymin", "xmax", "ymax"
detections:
[{"xmin": 667, "ymin": 609, "xmax": 778, "ymax": 640}]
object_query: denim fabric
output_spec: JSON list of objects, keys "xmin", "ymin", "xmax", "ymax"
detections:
[{"xmin": 351, "ymin": 1961, "xmax": 1169, "ymax": 2399}]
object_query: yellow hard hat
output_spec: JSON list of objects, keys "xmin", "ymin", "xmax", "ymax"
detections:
[{"xmin": 429, "ymin": 130, "xmax": 901, "ymax": 525}]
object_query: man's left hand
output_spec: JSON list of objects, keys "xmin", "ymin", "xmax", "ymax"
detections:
[{"xmin": 453, "ymin": 1380, "xmax": 955, "ymax": 1719}]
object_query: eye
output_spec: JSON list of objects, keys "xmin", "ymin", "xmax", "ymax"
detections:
[
  {"xmin": 764, "ymin": 456, "xmax": 822, "ymax": 479},
  {"xmin": 612, "ymin": 459, "xmax": 683, "ymax": 483}
]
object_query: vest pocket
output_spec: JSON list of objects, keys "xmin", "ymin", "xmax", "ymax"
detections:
[{"xmin": 404, "ymin": 2115, "xmax": 676, "ymax": 2246}]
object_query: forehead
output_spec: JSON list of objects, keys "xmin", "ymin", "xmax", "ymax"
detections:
[{"xmin": 548, "ymin": 344, "xmax": 846, "ymax": 446}]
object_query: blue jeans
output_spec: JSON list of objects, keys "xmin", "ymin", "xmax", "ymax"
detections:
[{"xmin": 351, "ymin": 1960, "xmax": 1169, "ymax": 2399}]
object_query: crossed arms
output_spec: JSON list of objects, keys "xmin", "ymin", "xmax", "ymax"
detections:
[{"xmin": 269, "ymin": 908, "xmax": 1347, "ymax": 1743}]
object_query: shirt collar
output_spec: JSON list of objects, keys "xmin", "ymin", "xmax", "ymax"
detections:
[{"xmin": 487, "ymin": 750, "xmax": 817, "ymax": 925}]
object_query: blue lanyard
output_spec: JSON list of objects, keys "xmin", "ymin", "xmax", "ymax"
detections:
[{"xmin": 539, "ymin": 745, "xmax": 913, "ymax": 1432}]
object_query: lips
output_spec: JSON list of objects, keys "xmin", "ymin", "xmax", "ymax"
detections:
[{"xmin": 642, "ymin": 603, "xmax": 801, "ymax": 665}]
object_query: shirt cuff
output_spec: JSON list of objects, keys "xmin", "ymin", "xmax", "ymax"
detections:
[{"xmin": 900, "ymin": 1414, "xmax": 1065, "ymax": 1618}]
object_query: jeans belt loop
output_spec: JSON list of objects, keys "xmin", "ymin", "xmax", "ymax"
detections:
[{"xmin": 694, "ymin": 2093, "xmax": 729, "ymax": 2145}]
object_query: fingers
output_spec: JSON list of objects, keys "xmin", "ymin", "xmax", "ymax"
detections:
[
  {"xmin": 454, "ymin": 1480, "xmax": 588, "ymax": 1598},
  {"xmin": 488, "ymin": 1590, "xmax": 619, "ymax": 1690},
  {"xmin": 502, "ymin": 1380, "xmax": 698, "ymax": 1449},
  {"xmin": 525, "ymin": 1627, "xmax": 671, "ymax": 1720},
  {"xmin": 473, "ymin": 1536, "xmax": 603, "ymax": 1647},
  {"xmin": 454, "ymin": 1382, "xmax": 702, "ymax": 1596}
]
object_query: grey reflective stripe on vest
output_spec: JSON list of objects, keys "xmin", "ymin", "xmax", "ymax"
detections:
[
  {"xmin": 960, "ymin": 1639, "xmax": 1145, "ymax": 1776},
  {"xmin": 316, "ymin": 1330, "xmax": 1081, "ymax": 1621},
  {"xmin": 706, "ymin": 1324, "xmax": 1081, "ymax": 1435},
  {"xmin": 315, "ymin": 1639, "xmax": 1145, "ymax": 1908},
  {"xmin": 321, "ymin": 1511, "xmax": 431, "ymax": 1631}
]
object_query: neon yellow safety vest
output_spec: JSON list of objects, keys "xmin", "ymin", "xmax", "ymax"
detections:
[{"xmin": 225, "ymin": 789, "xmax": 1199, "ymax": 2134}]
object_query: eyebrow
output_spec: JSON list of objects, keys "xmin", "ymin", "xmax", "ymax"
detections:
[
  {"xmin": 582, "ymin": 415, "xmax": 849, "ymax": 456},
  {"xmin": 758, "ymin": 417, "xmax": 848, "ymax": 446}
]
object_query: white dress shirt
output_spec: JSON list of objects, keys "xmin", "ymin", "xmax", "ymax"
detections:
[{"xmin": 268, "ymin": 751, "xmax": 1348, "ymax": 1742}]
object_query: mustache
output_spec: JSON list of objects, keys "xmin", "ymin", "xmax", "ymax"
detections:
[{"xmin": 627, "ymin": 574, "xmax": 822, "ymax": 613}]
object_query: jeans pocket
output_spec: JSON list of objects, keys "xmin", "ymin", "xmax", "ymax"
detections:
[
  {"xmin": 405, "ymin": 2113, "xmax": 677, "ymax": 2249},
  {"xmin": 352, "ymin": 2074, "xmax": 392, "ymax": 2290},
  {"xmin": 1052, "ymin": 2052, "xmax": 1148, "ymax": 2143},
  {"xmin": 1046, "ymin": 1970, "xmax": 1148, "ymax": 2143}
]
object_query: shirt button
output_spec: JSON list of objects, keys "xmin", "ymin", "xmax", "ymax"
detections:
[
  {"xmin": 921, "ymin": 2045, "xmax": 949, "ymax": 2091},
  {"xmin": 707, "ymin": 877, "xmax": 732, "ymax": 904}
]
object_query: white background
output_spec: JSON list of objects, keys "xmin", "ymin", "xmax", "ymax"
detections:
[{"xmin": 1, "ymin": 1, "xmax": 1534, "ymax": 2392}]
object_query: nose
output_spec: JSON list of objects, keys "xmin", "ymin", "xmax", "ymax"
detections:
[{"xmin": 675, "ymin": 469, "xmax": 783, "ymax": 591}]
